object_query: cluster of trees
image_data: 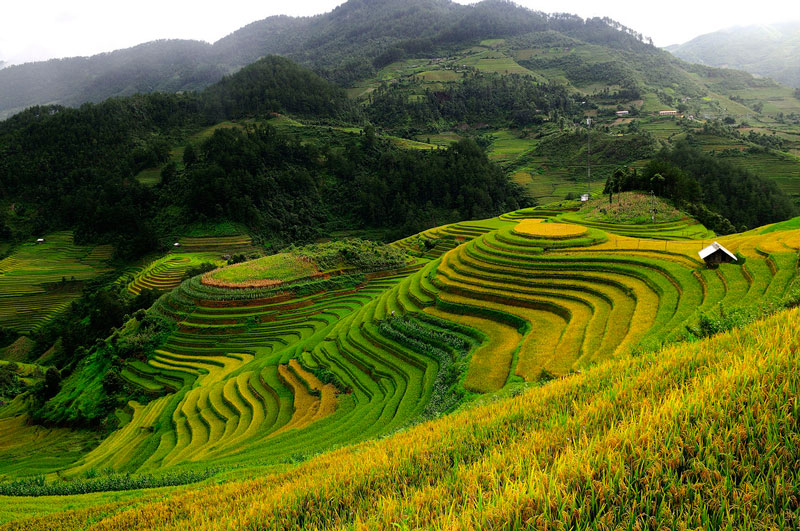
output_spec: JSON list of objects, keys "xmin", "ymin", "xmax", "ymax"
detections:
[
  {"xmin": 693, "ymin": 120, "xmax": 788, "ymax": 152},
  {"xmin": 368, "ymin": 73, "xmax": 579, "ymax": 131},
  {"xmin": 604, "ymin": 142, "xmax": 796, "ymax": 234},
  {"xmin": 0, "ymin": 95, "xmax": 198, "ymax": 255},
  {"xmin": 31, "ymin": 307, "xmax": 173, "ymax": 429},
  {"xmin": 201, "ymin": 56, "xmax": 358, "ymax": 123},
  {"xmin": 520, "ymin": 55, "xmax": 635, "ymax": 87},
  {"xmin": 171, "ymin": 124, "xmax": 527, "ymax": 241},
  {"xmin": 0, "ymin": 57, "xmax": 361, "ymax": 257}
]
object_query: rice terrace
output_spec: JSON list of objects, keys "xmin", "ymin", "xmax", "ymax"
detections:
[{"xmin": 2, "ymin": 0, "xmax": 800, "ymax": 529}]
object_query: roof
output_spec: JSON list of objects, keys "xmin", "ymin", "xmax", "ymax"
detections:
[{"xmin": 698, "ymin": 241, "xmax": 737, "ymax": 261}]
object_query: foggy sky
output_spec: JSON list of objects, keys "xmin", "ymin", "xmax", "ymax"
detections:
[{"xmin": 1, "ymin": 0, "xmax": 799, "ymax": 66}]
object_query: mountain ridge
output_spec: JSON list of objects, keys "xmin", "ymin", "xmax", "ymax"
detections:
[
  {"xmin": 0, "ymin": 0, "xmax": 661, "ymax": 119},
  {"xmin": 666, "ymin": 21, "xmax": 800, "ymax": 87}
]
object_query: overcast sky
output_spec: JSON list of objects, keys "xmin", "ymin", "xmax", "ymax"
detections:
[{"xmin": 1, "ymin": 0, "xmax": 799, "ymax": 65}]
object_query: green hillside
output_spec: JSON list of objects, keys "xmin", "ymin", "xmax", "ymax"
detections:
[{"xmin": 1, "ymin": 207, "xmax": 800, "ymax": 527}]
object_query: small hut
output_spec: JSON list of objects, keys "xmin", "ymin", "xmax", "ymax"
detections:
[
  {"xmin": 173, "ymin": 242, "xmax": 181, "ymax": 248},
  {"xmin": 698, "ymin": 242, "xmax": 737, "ymax": 266},
  {"xmin": 36, "ymin": 238, "xmax": 45, "ymax": 244}
]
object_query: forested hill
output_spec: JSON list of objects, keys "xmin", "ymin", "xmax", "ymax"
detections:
[
  {"xmin": 0, "ymin": 54, "xmax": 523, "ymax": 257},
  {"xmin": 2, "ymin": 0, "xmax": 667, "ymax": 119},
  {"xmin": 666, "ymin": 22, "xmax": 800, "ymax": 88}
]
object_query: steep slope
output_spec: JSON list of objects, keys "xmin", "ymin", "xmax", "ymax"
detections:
[{"xmin": 667, "ymin": 21, "xmax": 800, "ymax": 88}]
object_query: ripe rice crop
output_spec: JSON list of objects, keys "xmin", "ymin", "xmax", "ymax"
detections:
[{"xmin": 513, "ymin": 219, "xmax": 588, "ymax": 239}]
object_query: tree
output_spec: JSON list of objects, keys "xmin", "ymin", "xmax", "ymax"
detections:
[
  {"xmin": 183, "ymin": 144, "xmax": 197, "ymax": 166},
  {"xmin": 160, "ymin": 161, "xmax": 177, "ymax": 184}
]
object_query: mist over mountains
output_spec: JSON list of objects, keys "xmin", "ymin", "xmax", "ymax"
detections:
[
  {"xmin": 667, "ymin": 21, "xmax": 800, "ymax": 87},
  {"xmin": 0, "ymin": 0, "xmax": 656, "ymax": 119}
]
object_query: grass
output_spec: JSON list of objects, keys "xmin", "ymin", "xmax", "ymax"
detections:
[
  {"xmin": 580, "ymin": 191, "xmax": 685, "ymax": 224},
  {"xmin": 204, "ymin": 253, "xmax": 318, "ymax": 287},
  {"xmin": 486, "ymin": 130, "xmax": 533, "ymax": 163},
  {"xmin": 461, "ymin": 49, "xmax": 535, "ymax": 76}
]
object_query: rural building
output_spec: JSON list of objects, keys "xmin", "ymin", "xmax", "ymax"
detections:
[
  {"xmin": 615, "ymin": 110, "xmax": 629, "ymax": 116},
  {"xmin": 36, "ymin": 238, "xmax": 45, "ymax": 244},
  {"xmin": 173, "ymin": 242, "xmax": 181, "ymax": 248},
  {"xmin": 580, "ymin": 193, "xmax": 590, "ymax": 202},
  {"xmin": 698, "ymin": 242, "xmax": 737, "ymax": 265},
  {"xmin": 659, "ymin": 110, "xmax": 678, "ymax": 116}
]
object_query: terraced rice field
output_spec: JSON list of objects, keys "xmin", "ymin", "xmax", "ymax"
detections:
[
  {"xmin": 41, "ymin": 305, "xmax": 799, "ymax": 530},
  {"xmin": 126, "ymin": 255, "xmax": 221, "ymax": 295},
  {"xmin": 174, "ymin": 235, "xmax": 256, "ymax": 255},
  {"xmin": 126, "ymin": 235, "xmax": 255, "ymax": 295},
  {"xmin": 0, "ymin": 232, "xmax": 113, "ymax": 333},
  {"xmin": 8, "ymin": 208, "xmax": 798, "ymax": 496},
  {"xmin": 10, "ymin": 209, "xmax": 800, "ymax": 529},
  {"xmin": 70, "ymin": 260, "xmax": 426, "ymax": 473}
]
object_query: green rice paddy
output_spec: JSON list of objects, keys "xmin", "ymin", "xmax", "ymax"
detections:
[{"xmin": 0, "ymin": 232, "xmax": 113, "ymax": 334}]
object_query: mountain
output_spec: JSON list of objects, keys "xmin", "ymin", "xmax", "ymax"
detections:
[
  {"xmin": 0, "ymin": 0, "xmax": 665, "ymax": 120},
  {"xmin": 666, "ymin": 21, "xmax": 800, "ymax": 87},
  {"xmin": 0, "ymin": 40, "xmax": 224, "ymax": 120}
]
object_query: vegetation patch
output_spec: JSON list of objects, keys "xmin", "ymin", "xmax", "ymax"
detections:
[
  {"xmin": 203, "ymin": 253, "xmax": 318, "ymax": 288},
  {"xmin": 581, "ymin": 191, "xmax": 684, "ymax": 224},
  {"xmin": 204, "ymin": 239, "xmax": 409, "ymax": 289},
  {"xmin": 0, "ymin": 468, "xmax": 216, "ymax": 497}
]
